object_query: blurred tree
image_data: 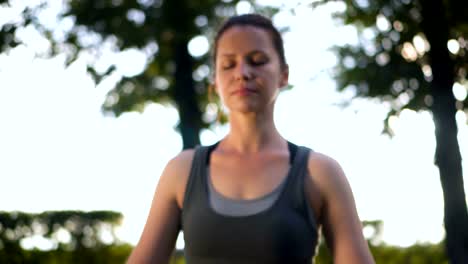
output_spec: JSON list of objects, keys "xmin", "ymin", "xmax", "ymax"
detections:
[
  {"xmin": 315, "ymin": 240, "xmax": 448, "ymax": 264},
  {"xmin": 0, "ymin": 0, "xmax": 277, "ymax": 149},
  {"xmin": 0, "ymin": 213, "xmax": 451, "ymax": 263},
  {"xmin": 0, "ymin": 210, "xmax": 126, "ymax": 263},
  {"xmin": 0, "ymin": 211, "xmax": 122, "ymax": 249},
  {"xmin": 325, "ymin": 0, "xmax": 468, "ymax": 262}
]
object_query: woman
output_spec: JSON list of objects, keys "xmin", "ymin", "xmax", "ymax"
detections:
[{"xmin": 127, "ymin": 14, "xmax": 375, "ymax": 264}]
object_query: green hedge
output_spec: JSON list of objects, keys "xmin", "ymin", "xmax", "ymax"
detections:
[{"xmin": 0, "ymin": 211, "xmax": 448, "ymax": 263}]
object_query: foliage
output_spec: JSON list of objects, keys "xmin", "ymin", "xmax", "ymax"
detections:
[
  {"xmin": 0, "ymin": 241, "xmax": 449, "ymax": 264},
  {"xmin": 0, "ymin": 213, "xmax": 449, "ymax": 263},
  {"xmin": 0, "ymin": 244, "xmax": 133, "ymax": 264},
  {"xmin": 314, "ymin": 241, "xmax": 448, "ymax": 264},
  {"xmin": 330, "ymin": 0, "xmax": 468, "ymax": 133},
  {"xmin": 329, "ymin": 0, "xmax": 468, "ymax": 262},
  {"xmin": 0, "ymin": 210, "xmax": 129, "ymax": 263},
  {"xmin": 312, "ymin": 219, "xmax": 446, "ymax": 263},
  {"xmin": 0, "ymin": 0, "xmax": 279, "ymax": 147},
  {"xmin": 0, "ymin": 210, "xmax": 122, "ymax": 251}
]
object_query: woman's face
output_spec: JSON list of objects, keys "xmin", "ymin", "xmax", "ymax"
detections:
[{"xmin": 214, "ymin": 25, "xmax": 288, "ymax": 114}]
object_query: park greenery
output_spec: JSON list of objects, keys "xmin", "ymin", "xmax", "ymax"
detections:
[
  {"xmin": 0, "ymin": 0, "xmax": 466, "ymax": 262},
  {"xmin": 0, "ymin": 211, "xmax": 132, "ymax": 263},
  {"xmin": 0, "ymin": 211, "xmax": 449, "ymax": 263},
  {"xmin": 331, "ymin": 0, "xmax": 468, "ymax": 262},
  {"xmin": 0, "ymin": 0, "xmax": 277, "ymax": 149}
]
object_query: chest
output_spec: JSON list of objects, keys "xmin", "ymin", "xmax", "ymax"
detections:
[{"xmin": 209, "ymin": 153, "xmax": 290, "ymax": 200}]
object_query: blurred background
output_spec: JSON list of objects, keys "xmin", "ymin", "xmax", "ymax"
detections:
[{"xmin": 0, "ymin": 0, "xmax": 467, "ymax": 263}]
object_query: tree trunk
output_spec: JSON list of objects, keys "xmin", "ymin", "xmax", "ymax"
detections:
[
  {"xmin": 173, "ymin": 39, "xmax": 202, "ymax": 149},
  {"xmin": 420, "ymin": 1, "xmax": 468, "ymax": 263}
]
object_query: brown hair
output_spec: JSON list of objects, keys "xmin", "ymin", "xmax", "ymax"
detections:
[{"xmin": 213, "ymin": 14, "xmax": 287, "ymax": 71}]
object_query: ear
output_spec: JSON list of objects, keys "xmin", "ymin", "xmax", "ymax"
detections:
[{"xmin": 279, "ymin": 64, "xmax": 289, "ymax": 88}]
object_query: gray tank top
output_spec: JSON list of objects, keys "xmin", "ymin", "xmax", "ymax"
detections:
[
  {"xmin": 207, "ymin": 166, "xmax": 289, "ymax": 217},
  {"xmin": 181, "ymin": 141, "xmax": 319, "ymax": 264}
]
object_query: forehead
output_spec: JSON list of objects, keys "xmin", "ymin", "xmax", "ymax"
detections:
[{"xmin": 216, "ymin": 25, "xmax": 275, "ymax": 55}]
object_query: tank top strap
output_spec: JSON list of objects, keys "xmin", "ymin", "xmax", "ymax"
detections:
[
  {"xmin": 182, "ymin": 142, "xmax": 218, "ymax": 214},
  {"xmin": 280, "ymin": 143, "xmax": 317, "ymax": 228},
  {"xmin": 282, "ymin": 142, "xmax": 310, "ymax": 198}
]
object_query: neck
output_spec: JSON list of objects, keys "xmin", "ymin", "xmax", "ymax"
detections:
[{"xmin": 220, "ymin": 111, "xmax": 285, "ymax": 153}]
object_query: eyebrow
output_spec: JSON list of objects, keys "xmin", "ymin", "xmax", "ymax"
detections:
[{"xmin": 219, "ymin": 50, "xmax": 266, "ymax": 57}]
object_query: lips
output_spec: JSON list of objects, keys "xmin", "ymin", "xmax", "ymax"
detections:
[{"xmin": 232, "ymin": 87, "xmax": 257, "ymax": 96}]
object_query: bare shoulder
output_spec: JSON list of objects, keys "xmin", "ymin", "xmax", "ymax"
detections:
[
  {"xmin": 303, "ymin": 151, "xmax": 347, "ymax": 221},
  {"xmin": 165, "ymin": 149, "xmax": 196, "ymax": 176},
  {"xmin": 306, "ymin": 151, "xmax": 355, "ymax": 220},
  {"xmin": 126, "ymin": 149, "xmax": 196, "ymax": 263},
  {"xmin": 161, "ymin": 149, "xmax": 196, "ymax": 209},
  {"xmin": 306, "ymin": 151, "xmax": 348, "ymax": 193},
  {"xmin": 306, "ymin": 151, "xmax": 375, "ymax": 263}
]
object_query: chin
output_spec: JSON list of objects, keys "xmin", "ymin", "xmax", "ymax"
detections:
[
  {"xmin": 227, "ymin": 103, "xmax": 256, "ymax": 112},
  {"xmin": 230, "ymin": 107, "xmax": 264, "ymax": 116},
  {"xmin": 227, "ymin": 101, "xmax": 274, "ymax": 115}
]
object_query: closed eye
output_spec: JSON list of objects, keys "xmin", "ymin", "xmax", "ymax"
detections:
[
  {"xmin": 219, "ymin": 52, "xmax": 269, "ymax": 70},
  {"xmin": 221, "ymin": 61, "xmax": 235, "ymax": 70},
  {"xmin": 249, "ymin": 53, "xmax": 269, "ymax": 66}
]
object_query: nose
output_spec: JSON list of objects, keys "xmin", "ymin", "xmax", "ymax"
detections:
[{"xmin": 235, "ymin": 61, "xmax": 253, "ymax": 81}]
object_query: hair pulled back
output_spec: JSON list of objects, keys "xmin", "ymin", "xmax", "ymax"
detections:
[{"xmin": 213, "ymin": 14, "xmax": 287, "ymax": 71}]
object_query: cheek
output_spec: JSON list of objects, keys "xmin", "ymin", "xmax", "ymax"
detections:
[
  {"xmin": 215, "ymin": 72, "xmax": 231, "ymax": 89},
  {"xmin": 213, "ymin": 79, "xmax": 227, "ymax": 99},
  {"xmin": 261, "ymin": 68, "xmax": 281, "ymax": 85}
]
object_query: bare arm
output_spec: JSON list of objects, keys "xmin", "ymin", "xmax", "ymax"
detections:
[
  {"xmin": 127, "ymin": 150, "xmax": 194, "ymax": 264},
  {"xmin": 309, "ymin": 153, "xmax": 375, "ymax": 264}
]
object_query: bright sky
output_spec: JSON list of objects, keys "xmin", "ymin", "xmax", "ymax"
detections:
[{"xmin": 1, "ymin": 0, "xmax": 467, "ymax": 250}]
